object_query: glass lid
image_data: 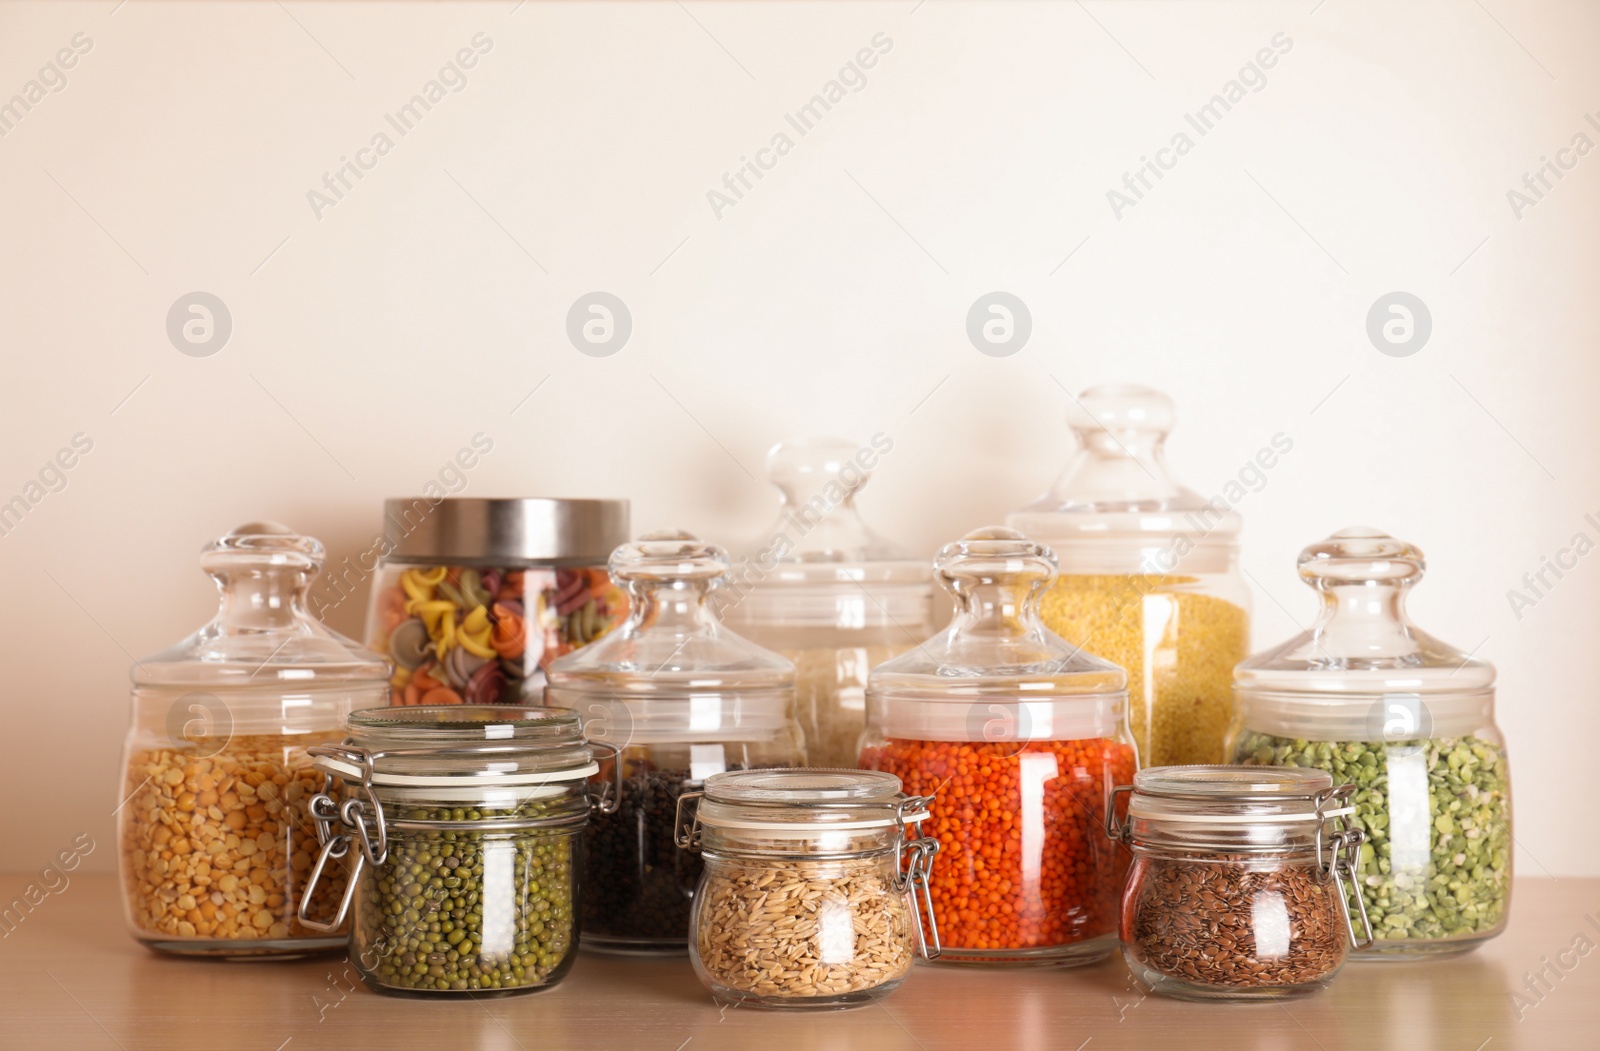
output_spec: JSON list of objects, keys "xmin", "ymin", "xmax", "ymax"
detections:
[
  {"xmin": 134, "ymin": 522, "xmax": 390, "ymax": 687},
  {"xmin": 869, "ymin": 527, "xmax": 1126, "ymax": 701},
  {"xmin": 704, "ymin": 768, "xmax": 903, "ymax": 804},
  {"xmin": 1133, "ymin": 765, "xmax": 1333, "ymax": 799},
  {"xmin": 726, "ymin": 435, "xmax": 928, "ymax": 582},
  {"xmin": 1236, "ymin": 528, "xmax": 1494, "ymax": 696},
  {"xmin": 1006, "ymin": 385, "xmax": 1238, "ymax": 571},
  {"xmin": 1234, "ymin": 528, "xmax": 1495, "ymax": 741},
  {"xmin": 544, "ymin": 531, "xmax": 794, "ymax": 727}
]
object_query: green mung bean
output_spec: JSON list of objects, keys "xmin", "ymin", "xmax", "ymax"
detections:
[
  {"xmin": 1234, "ymin": 732, "xmax": 1510, "ymax": 945},
  {"xmin": 352, "ymin": 798, "xmax": 576, "ymax": 994}
]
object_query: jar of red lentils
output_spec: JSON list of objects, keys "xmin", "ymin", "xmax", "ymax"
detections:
[{"xmin": 860, "ymin": 526, "xmax": 1138, "ymax": 967}]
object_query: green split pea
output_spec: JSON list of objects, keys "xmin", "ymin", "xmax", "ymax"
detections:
[{"xmin": 1234, "ymin": 733, "xmax": 1511, "ymax": 945}]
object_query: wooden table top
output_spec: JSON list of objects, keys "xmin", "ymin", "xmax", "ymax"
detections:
[{"xmin": 1, "ymin": 873, "xmax": 1591, "ymax": 1051}]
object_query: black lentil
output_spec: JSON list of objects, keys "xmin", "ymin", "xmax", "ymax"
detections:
[{"xmin": 582, "ymin": 766, "xmax": 743, "ymax": 948}]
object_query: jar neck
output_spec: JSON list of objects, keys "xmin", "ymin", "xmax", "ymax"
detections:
[
  {"xmin": 1310, "ymin": 582, "xmax": 1420, "ymax": 662},
  {"xmin": 212, "ymin": 566, "xmax": 312, "ymax": 633},
  {"xmin": 629, "ymin": 579, "xmax": 720, "ymax": 632}
]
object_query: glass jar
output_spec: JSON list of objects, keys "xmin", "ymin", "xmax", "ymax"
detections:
[
  {"xmin": 364, "ymin": 497, "xmax": 630, "ymax": 704},
  {"xmin": 546, "ymin": 530, "xmax": 804, "ymax": 955},
  {"xmin": 675, "ymin": 769, "xmax": 940, "ymax": 1009},
  {"xmin": 118, "ymin": 523, "xmax": 390, "ymax": 958},
  {"xmin": 719, "ymin": 439, "xmax": 934, "ymax": 769},
  {"xmin": 860, "ymin": 527, "xmax": 1138, "ymax": 967},
  {"xmin": 1007, "ymin": 385, "xmax": 1252, "ymax": 767},
  {"xmin": 1228, "ymin": 528, "xmax": 1512, "ymax": 959},
  {"xmin": 297, "ymin": 705, "xmax": 612, "ymax": 997},
  {"xmin": 1109, "ymin": 765, "xmax": 1372, "ymax": 1001}
]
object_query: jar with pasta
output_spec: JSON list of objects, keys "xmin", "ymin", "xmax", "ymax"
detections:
[
  {"xmin": 676, "ymin": 769, "xmax": 940, "ymax": 1008},
  {"xmin": 546, "ymin": 531, "xmax": 804, "ymax": 955},
  {"xmin": 860, "ymin": 527, "xmax": 1138, "ymax": 967},
  {"xmin": 118, "ymin": 523, "xmax": 390, "ymax": 958},
  {"xmin": 364, "ymin": 497, "xmax": 630, "ymax": 704},
  {"xmin": 1229, "ymin": 528, "xmax": 1512, "ymax": 959},
  {"xmin": 720, "ymin": 438, "xmax": 933, "ymax": 769},
  {"xmin": 1008, "ymin": 385, "xmax": 1252, "ymax": 767}
]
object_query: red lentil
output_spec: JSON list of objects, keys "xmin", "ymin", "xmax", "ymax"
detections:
[{"xmin": 861, "ymin": 737, "xmax": 1136, "ymax": 953}]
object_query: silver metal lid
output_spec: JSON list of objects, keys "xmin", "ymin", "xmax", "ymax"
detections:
[{"xmin": 382, "ymin": 497, "xmax": 629, "ymax": 566}]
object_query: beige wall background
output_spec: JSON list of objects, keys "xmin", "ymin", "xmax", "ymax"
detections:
[{"xmin": 1, "ymin": 0, "xmax": 1596, "ymax": 877}]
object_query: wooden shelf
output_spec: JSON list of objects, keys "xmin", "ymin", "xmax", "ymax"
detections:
[{"xmin": 2, "ymin": 874, "xmax": 1590, "ymax": 1049}]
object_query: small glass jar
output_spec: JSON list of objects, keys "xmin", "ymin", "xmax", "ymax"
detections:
[
  {"xmin": 1228, "ymin": 528, "xmax": 1513, "ymax": 958},
  {"xmin": 546, "ymin": 531, "xmax": 804, "ymax": 955},
  {"xmin": 1110, "ymin": 765, "xmax": 1372, "ymax": 1001},
  {"xmin": 364, "ymin": 497, "xmax": 630, "ymax": 704},
  {"xmin": 1007, "ymin": 385, "xmax": 1252, "ymax": 767},
  {"xmin": 675, "ymin": 769, "xmax": 940, "ymax": 1009},
  {"xmin": 118, "ymin": 523, "xmax": 390, "ymax": 958},
  {"xmin": 860, "ymin": 527, "xmax": 1138, "ymax": 967},
  {"xmin": 719, "ymin": 439, "xmax": 934, "ymax": 769},
  {"xmin": 297, "ymin": 705, "xmax": 613, "ymax": 997}
]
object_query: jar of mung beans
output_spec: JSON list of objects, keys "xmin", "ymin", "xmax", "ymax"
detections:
[
  {"xmin": 860, "ymin": 527, "xmax": 1138, "ymax": 967},
  {"xmin": 1228, "ymin": 528, "xmax": 1512, "ymax": 959},
  {"xmin": 546, "ymin": 531, "xmax": 804, "ymax": 955},
  {"xmin": 1109, "ymin": 766, "xmax": 1372, "ymax": 1001},
  {"xmin": 1007, "ymin": 385, "xmax": 1253, "ymax": 767},
  {"xmin": 297, "ymin": 705, "xmax": 618, "ymax": 997},
  {"xmin": 676, "ymin": 768, "xmax": 940, "ymax": 1009}
]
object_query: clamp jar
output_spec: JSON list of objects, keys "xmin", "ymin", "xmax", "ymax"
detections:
[
  {"xmin": 719, "ymin": 439, "xmax": 934, "ymax": 768},
  {"xmin": 1109, "ymin": 766, "xmax": 1372, "ymax": 1001},
  {"xmin": 118, "ymin": 523, "xmax": 389, "ymax": 959},
  {"xmin": 1007, "ymin": 385, "xmax": 1252, "ymax": 767},
  {"xmin": 676, "ymin": 769, "xmax": 939, "ymax": 1009},
  {"xmin": 1229, "ymin": 528, "xmax": 1512, "ymax": 958},
  {"xmin": 297, "ymin": 705, "xmax": 617, "ymax": 997},
  {"xmin": 860, "ymin": 527, "xmax": 1138, "ymax": 967},
  {"xmin": 546, "ymin": 531, "xmax": 803, "ymax": 955},
  {"xmin": 364, "ymin": 497, "xmax": 630, "ymax": 704}
]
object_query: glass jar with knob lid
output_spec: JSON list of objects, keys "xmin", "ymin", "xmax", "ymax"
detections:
[
  {"xmin": 1007, "ymin": 384, "xmax": 1253, "ymax": 767},
  {"xmin": 859, "ymin": 526, "xmax": 1138, "ymax": 967},
  {"xmin": 1108, "ymin": 765, "xmax": 1372, "ymax": 1000},
  {"xmin": 118, "ymin": 522, "xmax": 390, "ymax": 958},
  {"xmin": 719, "ymin": 438, "xmax": 934, "ymax": 769},
  {"xmin": 545, "ymin": 530, "xmax": 804, "ymax": 954},
  {"xmin": 1227, "ymin": 527, "xmax": 1512, "ymax": 958},
  {"xmin": 674, "ymin": 768, "xmax": 940, "ymax": 1008}
]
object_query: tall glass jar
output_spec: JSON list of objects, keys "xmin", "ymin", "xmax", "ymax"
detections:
[
  {"xmin": 118, "ymin": 523, "xmax": 390, "ymax": 958},
  {"xmin": 676, "ymin": 769, "xmax": 940, "ymax": 1009},
  {"xmin": 364, "ymin": 497, "xmax": 630, "ymax": 704},
  {"xmin": 860, "ymin": 527, "xmax": 1138, "ymax": 967},
  {"xmin": 1228, "ymin": 528, "xmax": 1512, "ymax": 959},
  {"xmin": 546, "ymin": 531, "xmax": 804, "ymax": 955},
  {"xmin": 297, "ymin": 705, "xmax": 609, "ymax": 997},
  {"xmin": 1110, "ymin": 766, "xmax": 1372, "ymax": 1001},
  {"xmin": 1008, "ymin": 385, "xmax": 1252, "ymax": 767},
  {"xmin": 719, "ymin": 439, "xmax": 934, "ymax": 769}
]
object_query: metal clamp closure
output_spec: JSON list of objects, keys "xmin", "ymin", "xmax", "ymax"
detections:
[
  {"xmin": 674, "ymin": 790, "xmax": 705, "ymax": 851},
  {"xmin": 297, "ymin": 745, "xmax": 389, "ymax": 934},
  {"xmin": 1104, "ymin": 783, "xmax": 1135, "ymax": 843},
  {"xmin": 588, "ymin": 741, "xmax": 624, "ymax": 816},
  {"xmin": 895, "ymin": 794, "xmax": 941, "ymax": 960},
  {"xmin": 1315, "ymin": 783, "xmax": 1374, "ymax": 950}
]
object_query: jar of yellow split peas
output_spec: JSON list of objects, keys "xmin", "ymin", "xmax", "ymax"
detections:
[
  {"xmin": 1007, "ymin": 386, "xmax": 1253, "ymax": 767},
  {"xmin": 364, "ymin": 498, "xmax": 630, "ymax": 705}
]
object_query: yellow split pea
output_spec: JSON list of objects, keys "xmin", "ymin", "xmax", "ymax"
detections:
[{"xmin": 1038, "ymin": 575, "xmax": 1247, "ymax": 767}]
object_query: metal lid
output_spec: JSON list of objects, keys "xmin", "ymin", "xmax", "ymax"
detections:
[{"xmin": 381, "ymin": 497, "xmax": 629, "ymax": 566}]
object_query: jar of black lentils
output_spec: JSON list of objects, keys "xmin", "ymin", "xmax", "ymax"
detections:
[
  {"xmin": 546, "ymin": 531, "xmax": 803, "ymax": 955},
  {"xmin": 1109, "ymin": 766, "xmax": 1373, "ymax": 1002},
  {"xmin": 296, "ymin": 705, "xmax": 617, "ymax": 997}
]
